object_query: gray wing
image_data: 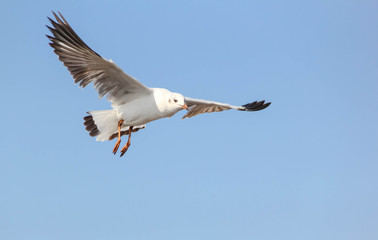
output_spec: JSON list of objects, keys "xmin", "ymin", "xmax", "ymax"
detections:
[
  {"xmin": 182, "ymin": 97, "xmax": 271, "ymax": 119},
  {"xmin": 46, "ymin": 12, "xmax": 151, "ymax": 105}
]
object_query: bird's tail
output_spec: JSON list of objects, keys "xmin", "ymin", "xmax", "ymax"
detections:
[
  {"xmin": 84, "ymin": 110, "xmax": 119, "ymax": 141},
  {"xmin": 83, "ymin": 110, "xmax": 145, "ymax": 141}
]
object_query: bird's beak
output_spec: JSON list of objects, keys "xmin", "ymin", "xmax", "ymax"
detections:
[{"xmin": 181, "ymin": 104, "xmax": 189, "ymax": 111}]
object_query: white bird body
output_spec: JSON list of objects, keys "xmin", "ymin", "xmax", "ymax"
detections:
[
  {"xmin": 46, "ymin": 12, "xmax": 270, "ymax": 156},
  {"xmin": 114, "ymin": 88, "xmax": 183, "ymax": 126},
  {"xmin": 90, "ymin": 88, "xmax": 185, "ymax": 141}
]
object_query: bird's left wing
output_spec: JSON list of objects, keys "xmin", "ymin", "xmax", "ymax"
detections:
[
  {"xmin": 182, "ymin": 97, "xmax": 271, "ymax": 119},
  {"xmin": 46, "ymin": 11, "xmax": 151, "ymax": 105}
]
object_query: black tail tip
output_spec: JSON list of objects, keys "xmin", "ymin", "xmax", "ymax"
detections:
[{"xmin": 83, "ymin": 114, "xmax": 100, "ymax": 137}]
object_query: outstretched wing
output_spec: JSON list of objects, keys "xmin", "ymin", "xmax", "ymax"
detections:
[
  {"xmin": 46, "ymin": 11, "xmax": 151, "ymax": 105},
  {"xmin": 182, "ymin": 97, "xmax": 271, "ymax": 119}
]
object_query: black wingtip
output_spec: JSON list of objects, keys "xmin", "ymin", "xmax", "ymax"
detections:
[
  {"xmin": 52, "ymin": 11, "xmax": 59, "ymax": 21},
  {"xmin": 241, "ymin": 100, "xmax": 271, "ymax": 111}
]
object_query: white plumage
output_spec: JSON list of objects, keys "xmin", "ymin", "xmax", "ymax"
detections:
[{"xmin": 47, "ymin": 11, "xmax": 271, "ymax": 156}]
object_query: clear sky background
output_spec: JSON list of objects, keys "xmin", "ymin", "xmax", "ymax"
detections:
[{"xmin": 1, "ymin": 0, "xmax": 377, "ymax": 239}]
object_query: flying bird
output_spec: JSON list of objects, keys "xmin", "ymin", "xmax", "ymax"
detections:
[{"xmin": 46, "ymin": 12, "xmax": 271, "ymax": 157}]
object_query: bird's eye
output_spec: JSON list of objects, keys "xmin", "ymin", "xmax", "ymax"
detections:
[{"xmin": 174, "ymin": 99, "xmax": 178, "ymax": 103}]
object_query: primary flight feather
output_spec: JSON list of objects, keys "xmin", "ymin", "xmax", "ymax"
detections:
[{"xmin": 46, "ymin": 11, "xmax": 271, "ymax": 157}]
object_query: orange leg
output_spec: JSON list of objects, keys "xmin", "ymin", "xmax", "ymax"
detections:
[
  {"xmin": 112, "ymin": 120, "xmax": 124, "ymax": 154},
  {"xmin": 120, "ymin": 126, "xmax": 133, "ymax": 157}
]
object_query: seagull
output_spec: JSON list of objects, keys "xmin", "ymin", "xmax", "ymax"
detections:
[{"xmin": 46, "ymin": 12, "xmax": 271, "ymax": 157}]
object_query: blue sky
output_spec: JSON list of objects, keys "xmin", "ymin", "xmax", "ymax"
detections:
[{"xmin": 1, "ymin": 0, "xmax": 377, "ymax": 239}]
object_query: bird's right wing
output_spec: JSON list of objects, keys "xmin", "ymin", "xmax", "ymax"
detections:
[
  {"xmin": 46, "ymin": 11, "xmax": 151, "ymax": 105},
  {"xmin": 183, "ymin": 97, "xmax": 271, "ymax": 119}
]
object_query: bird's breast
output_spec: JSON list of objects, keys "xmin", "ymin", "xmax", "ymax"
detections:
[{"xmin": 115, "ymin": 95, "xmax": 170, "ymax": 126}]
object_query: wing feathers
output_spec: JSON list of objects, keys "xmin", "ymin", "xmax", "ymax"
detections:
[
  {"xmin": 183, "ymin": 97, "xmax": 270, "ymax": 119},
  {"xmin": 47, "ymin": 11, "xmax": 150, "ymax": 104},
  {"xmin": 240, "ymin": 101, "xmax": 271, "ymax": 111}
]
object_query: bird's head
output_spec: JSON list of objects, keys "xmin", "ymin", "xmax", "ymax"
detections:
[{"xmin": 168, "ymin": 93, "xmax": 188, "ymax": 111}]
